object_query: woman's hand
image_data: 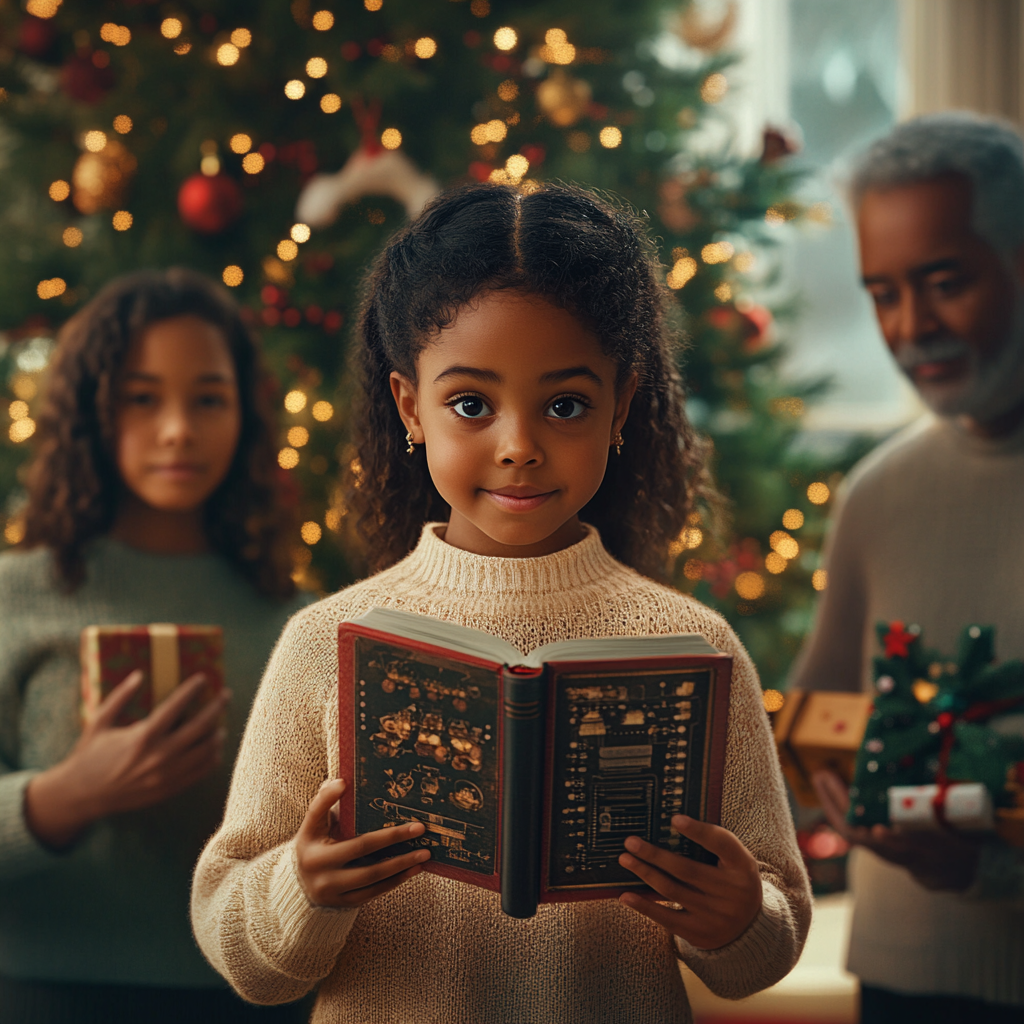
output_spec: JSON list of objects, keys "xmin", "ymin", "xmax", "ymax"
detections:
[
  {"xmin": 295, "ymin": 778, "xmax": 431, "ymax": 909},
  {"xmin": 618, "ymin": 814, "xmax": 763, "ymax": 950},
  {"xmin": 25, "ymin": 670, "xmax": 230, "ymax": 850}
]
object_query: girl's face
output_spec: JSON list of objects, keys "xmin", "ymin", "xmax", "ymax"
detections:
[
  {"xmin": 391, "ymin": 290, "xmax": 635, "ymax": 558},
  {"xmin": 115, "ymin": 315, "xmax": 241, "ymax": 514}
]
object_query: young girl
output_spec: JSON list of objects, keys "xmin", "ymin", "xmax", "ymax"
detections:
[
  {"xmin": 192, "ymin": 184, "xmax": 811, "ymax": 1024},
  {"xmin": 0, "ymin": 269, "xmax": 312, "ymax": 1024}
]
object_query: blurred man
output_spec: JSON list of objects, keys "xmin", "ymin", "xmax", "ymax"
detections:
[{"xmin": 791, "ymin": 112, "xmax": 1024, "ymax": 1024}]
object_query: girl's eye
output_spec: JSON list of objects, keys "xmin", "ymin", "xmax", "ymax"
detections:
[
  {"xmin": 197, "ymin": 393, "xmax": 228, "ymax": 409},
  {"xmin": 547, "ymin": 396, "xmax": 588, "ymax": 420},
  {"xmin": 124, "ymin": 392, "xmax": 157, "ymax": 407},
  {"xmin": 450, "ymin": 395, "xmax": 492, "ymax": 419}
]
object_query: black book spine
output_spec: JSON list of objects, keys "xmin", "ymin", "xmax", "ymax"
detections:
[{"xmin": 500, "ymin": 666, "xmax": 546, "ymax": 918}]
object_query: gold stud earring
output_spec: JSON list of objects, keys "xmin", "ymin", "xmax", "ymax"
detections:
[
  {"xmin": 405, "ymin": 431, "xmax": 416, "ymax": 455},
  {"xmin": 612, "ymin": 430, "xmax": 623, "ymax": 456}
]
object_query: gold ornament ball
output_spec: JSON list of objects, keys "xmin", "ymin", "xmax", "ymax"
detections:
[
  {"xmin": 72, "ymin": 139, "xmax": 137, "ymax": 215},
  {"xmin": 536, "ymin": 69, "xmax": 592, "ymax": 128}
]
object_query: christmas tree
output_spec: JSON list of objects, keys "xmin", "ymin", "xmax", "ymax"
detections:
[{"xmin": 0, "ymin": 0, "xmax": 860, "ymax": 688}]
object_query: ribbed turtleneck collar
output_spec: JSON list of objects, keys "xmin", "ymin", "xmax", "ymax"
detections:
[{"xmin": 395, "ymin": 523, "xmax": 627, "ymax": 597}]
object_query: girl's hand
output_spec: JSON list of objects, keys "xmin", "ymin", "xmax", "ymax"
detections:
[
  {"xmin": 618, "ymin": 814, "xmax": 763, "ymax": 950},
  {"xmin": 295, "ymin": 778, "xmax": 431, "ymax": 909},
  {"xmin": 25, "ymin": 670, "xmax": 230, "ymax": 850}
]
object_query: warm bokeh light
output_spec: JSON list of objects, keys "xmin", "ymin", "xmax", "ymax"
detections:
[
  {"xmin": 9, "ymin": 401, "xmax": 29, "ymax": 421},
  {"xmin": 312, "ymin": 400, "xmax": 334, "ymax": 422},
  {"xmin": 284, "ymin": 80, "xmax": 306, "ymax": 100},
  {"xmin": 714, "ymin": 282, "xmax": 732, "ymax": 302},
  {"xmin": 26, "ymin": 0, "xmax": 61, "ymax": 18},
  {"xmin": 49, "ymin": 180, "xmax": 70, "ymax": 201},
  {"xmin": 683, "ymin": 558, "xmax": 703, "ymax": 581},
  {"xmin": 765, "ymin": 205, "xmax": 786, "ymax": 226},
  {"xmin": 734, "ymin": 251, "xmax": 756, "ymax": 272},
  {"xmin": 540, "ymin": 27, "xmax": 575, "ymax": 65},
  {"xmin": 63, "ymin": 226, "xmax": 83, "ymax": 247},
  {"xmin": 222, "ymin": 265, "xmax": 244, "ymax": 287},
  {"xmin": 505, "ymin": 154, "xmax": 529, "ymax": 180},
  {"xmin": 321, "ymin": 93, "xmax": 342, "ymax": 113},
  {"xmin": 112, "ymin": 211, "xmax": 133, "ymax": 231},
  {"xmin": 765, "ymin": 551, "xmax": 787, "ymax": 574},
  {"xmin": 83, "ymin": 130, "xmax": 107, "ymax": 153},
  {"xmin": 229, "ymin": 133, "xmax": 252, "ymax": 154},
  {"xmin": 113, "ymin": 115, "xmax": 133, "ymax": 134},
  {"xmin": 287, "ymin": 426, "xmax": 310, "ymax": 448},
  {"xmin": 200, "ymin": 154, "xmax": 221, "ymax": 176},
  {"xmin": 4, "ymin": 519, "xmax": 25, "ymax": 544},
  {"xmin": 381, "ymin": 128, "xmax": 402, "ymax": 149},
  {"xmin": 735, "ymin": 571, "xmax": 766, "ymax": 601},
  {"xmin": 242, "ymin": 152, "xmax": 264, "ymax": 174},
  {"xmin": 599, "ymin": 126, "xmax": 622, "ymax": 148},
  {"xmin": 290, "ymin": 223, "xmax": 311, "ymax": 243},
  {"xmin": 278, "ymin": 447, "xmax": 299, "ymax": 469},
  {"xmin": 470, "ymin": 119, "xmax": 507, "ymax": 145},
  {"xmin": 100, "ymin": 23, "xmax": 131, "ymax": 46},
  {"xmin": 312, "ymin": 10, "xmax": 335, "ymax": 30},
  {"xmin": 325, "ymin": 507, "xmax": 344, "ymax": 532},
  {"xmin": 301, "ymin": 521, "xmax": 322, "ymax": 545},
  {"xmin": 702, "ymin": 241, "xmax": 735, "ymax": 264},
  {"xmin": 414, "ymin": 37, "xmax": 437, "ymax": 58},
  {"xmin": 217, "ymin": 43, "xmax": 240, "ymax": 66},
  {"xmin": 807, "ymin": 482, "xmax": 831, "ymax": 505},
  {"xmin": 770, "ymin": 531, "xmax": 799, "ymax": 559},
  {"xmin": 364, "ymin": 0, "xmax": 382, "ymax": 9},
  {"xmin": 306, "ymin": 57, "xmax": 328, "ymax": 78},
  {"xmin": 174, "ymin": 40, "xmax": 192, "ymax": 55},
  {"xmin": 782, "ymin": 508, "xmax": 805, "ymax": 530},
  {"xmin": 812, "ymin": 569, "xmax": 828, "ymax": 591},
  {"xmin": 762, "ymin": 689, "xmax": 785, "ymax": 713},
  {"xmin": 161, "ymin": 18, "xmax": 183, "ymax": 39},
  {"xmin": 230, "ymin": 28, "xmax": 252, "ymax": 47},
  {"xmin": 284, "ymin": 390, "xmax": 307, "ymax": 413},
  {"xmin": 666, "ymin": 257, "xmax": 697, "ymax": 290},
  {"xmin": 9, "ymin": 419, "xmax": 35, "ymax": 443},
  {"xmin": 277, "ymin": 239, "xmax": 299, "ymax": 261},
  {"xmin": 700, "ymin": 72, "xmax": 728, "ymax": 103},
  {"xmin": 497, "ymin": 80, "xmax": 519, "ymax": 101},
  {"xmin": 12, "ymin": 376, "xmax": 37, "ymax": 401},
  {"xmin": 36, "ymin": 278, "xmax": 66, "ymax": 299},
  {"xmin": 493, "ymin": 27, "xmax": 517, "ymax": 50}
]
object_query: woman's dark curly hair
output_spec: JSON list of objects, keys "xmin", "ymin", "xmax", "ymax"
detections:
[
  {"xmin": 350, "ymin": 182, "xmax": 712, "ymax": 580},
  {"xmin": 20, "ymin": 267, "xmax": 296, "ymax": 599}
]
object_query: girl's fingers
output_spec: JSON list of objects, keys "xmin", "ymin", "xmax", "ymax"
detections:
[
  {"xmin": 671, "ymin": 816, "xmax": 750, "ymax": 867},
  {"xmin": 143, "ymin": 673, "xmax": 210, "ymax": 737},
  {"xmin": 619, "ymin": 891, "xmax": 694, "ymax": 931},
  {"xmin": 619, "ymin": 851, "xmax": 699, "ymax": 905},
  {"xmin": 298, "ymin": 779, "xmax": 348, "ymax": 843},
  {"xmin": 621, "ymin": 836, "xmax": 716, "ymax": 893},
  {"xmin": 338, "ymin": 821, "xmax": 427, "ymax": 863},
  {"xmin": 163, "ymin": 689, "xmax": 230, "ymax": 754},
  {"xmin": 92, "ymin": 670, "xmax": 145, "ymax": 729},
  {"xmin": 336, "ymin": 862, "xmax": 426, "ymax": 908},
  {"xmin": 327, "ymin": 847, "xmax": 431, "ymax": 893}
]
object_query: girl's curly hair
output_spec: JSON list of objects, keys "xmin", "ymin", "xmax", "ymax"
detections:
[
  {"xmin": 350, "ymin": 182, "xmax": 713, "ymax": 580},
  {"xmin": 20, "ymin": 267, "xmax": 296, "ymax": 599}
]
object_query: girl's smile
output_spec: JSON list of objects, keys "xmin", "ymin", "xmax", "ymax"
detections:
[{"xmin": 391, "ymin": 289, "xmax": 636, "ymax": 559}]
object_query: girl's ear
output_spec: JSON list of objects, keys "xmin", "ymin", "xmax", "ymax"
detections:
[
  {"xmin": 612, "ymin": 372, "xmax": 639, "ymax": 438},
  {"xmin": 389, "ymin": 372, "xmax": 425, "ymax": 443}
]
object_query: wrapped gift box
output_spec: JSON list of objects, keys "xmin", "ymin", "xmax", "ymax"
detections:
[
  {"xmin": 81, "ymin": 623, "xmax": 223, "ymax": 726},
  {"xmin": 889, "ymin": 782, "xmax": 994, "ymax": 831},
  {"xmin": 773, "ymin": 691, "xmax": 873, "ymax": 807}
]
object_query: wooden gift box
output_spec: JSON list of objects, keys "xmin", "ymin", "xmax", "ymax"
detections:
[
  {"xmin": 81, "ymin": 624, "xmax": 223, "ymax": 726},
  {"xmin": 773, "ymin": 691, "xmax": 873, "ymax": 807}
]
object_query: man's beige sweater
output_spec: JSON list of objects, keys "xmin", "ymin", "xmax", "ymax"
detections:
[{"xmin": 191, "ymin": 525, "xmax": 811, "ymax": 1024}]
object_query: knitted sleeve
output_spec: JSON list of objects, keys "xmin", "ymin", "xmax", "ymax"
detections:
[
  {"xmin": 190, "ymin": 602, "xmax": 360, "ymax": 1005},
  {"xmin": 672, "ymin": 612, "xmax": 813, "ymax": 999}
]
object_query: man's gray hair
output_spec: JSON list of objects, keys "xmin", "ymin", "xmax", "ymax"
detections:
[{"xmin": 848, "ymin": 111, "xmax": 1024, "ymax": 253}]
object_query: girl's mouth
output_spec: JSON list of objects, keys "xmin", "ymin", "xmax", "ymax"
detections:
[{"xmin": 484, "ymin": 488, "xmax": 556, "ymax": 512}]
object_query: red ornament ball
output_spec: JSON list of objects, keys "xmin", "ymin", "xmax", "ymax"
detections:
[
  {"xmin": 177, "ymin": 173, "xmax": 243, "ymax": 234},
  {"xmin": 60, "ymin": 54, "xmax": 116, "ymax": 104},
  {"xmin": 18, "ymin": 16, "xmax": 57, "ymax": 58}
]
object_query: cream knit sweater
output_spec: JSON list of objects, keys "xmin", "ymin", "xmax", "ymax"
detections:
[{"xmin": 192, "ymin": 525, "xmax": 811, "ymax": 1024}]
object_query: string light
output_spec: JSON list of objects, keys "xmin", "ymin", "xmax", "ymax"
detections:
[
  {"xmin": 782, "ymin": 508, "xmax": 804, "ymax": 530},
  {"xmin": 471, "ymin": 0, "xmax": 490, "ymax": 15},
  {"xmin": 505, "ymin": 154, "xmax": 529, "ymax": 181},
  {"xmin": 765, "ymin": 551, "xmax": 787, "ymax": 574},
  {"xmin": 734, "ymin": 251, "xmax": 756, "ymax": 272},
  {"xmin": 381, "ymin": 128, "xmax": 402, "ymax": 149},
  {"xmin": 100, "ymin": 23, "xmax": 131, "ymax": 46},
  {"xmin": 735, "ymin": 572, "xmax": 765, "ymax": 600},
  {"xmin": 11, "ymin": 376, "xmax": 36, "ymax": 400},
  {"xmin": 312, "ymin": 400, "xmax": 334, "ymax": 421},
  {"xmin": 161, "ymin": 18, "xmax": 183, "ymax": 39},
  {"xmin": 288, "ymin": 426, "xmax": 310, "ymax": 447},
  {"xmin": 9, "ymin": 401, "xmax": 29, "ymax": 421},
  {"xmin": 312, "ymin": 10, "xmax": 334, "ymax": 30},
  {"xmin": 540, "ymin": 28, "xmax": 575, "ymax": 64},
  {"xmin": 325, "ymin": 507, "xmax": 344, "ymax": 531},
  {"xmin": 414, "ymin": 37, "xmax": 437, "ymax": 58},
  {"xmin": 701, "ymin": 241, "xmax": 734, "ymax": 264},
  {"xmin": 762, "ymin": 689, "xmax": 785, "ymax": 713},
  {"xmin": 3, "ymin": 520, "xmax": 25, "ymax": 544},
  {"xmin": 217, "ymin": 43, "xmax": 240, "ymax": 66},
  {"xmin": 9, "ymin": 419, "xmax": 35, "ymax": 443},
  {"xmin": 700, "ymin": 72, "xmax": 728, "ymax": 103},
  {"xmin": 666, "ymin": 257, "xmax": 697, "ymax": 290},
  {"xmin": 26, "ymin": 0, "xmax": 61, "ymax": 17},
  {"xmin": 277, "ymin": 239, "xmax": 299, "ymax": 261},
  {"xmin": 284, "ymin": 80, "xmax": 305, "ymax": 99},
  {"xmin": 112, "ymin": 115, "xmax": 133, "ymax": 134},
  {"xmin": 174, "ymin": 40, "xmax": 192, "ymax": 55},
  {"xmin": 765, "ymin": 205, "xmax": 785, "ymax": 226},
  {"xmin": 683, "ymin": 558, "xmax": 703, "ymax": 581},
  {"xmin": 284, "ymin": 390, "xmax": 307, "ymax": 413},
  {"xmin": 301, "ymin": 521, "xmax": 322, "ymax": 545},
  {"xmin": 714, "ymin": 282, "xmax": 732, "ymax": 302},
  {"xmin": 230, "ymin": 28, "xmax": 252, "ymax": 47},
  {"xmin": 229, "ymin": 133, "xmax": 252, "ymax": 154},
  {"xmin": 83, "ymin": 130, "xmax": 107, "ymax": 153},
  {"xmin": 306, "ymin": 57, "xmax": 328, "ymax": 78},
  {"xmin": 497, "ymin": 80, "xmax": 519, "ymax": 101},
  {"xmin": 201, "ymin": 154, "xmax": 220, "ymax": 175},
  {"xmin": 222, "ymin": 265, "xmax": 244, "ymax": 286},
  {"xmin": 321, "ymin": 93, "xmax": 342, "ymax": 113},
  {"xmin": 493, "ymin": 27, "xmax": 517, "ymax": 51},
  {"xmin": 112, "ymin": 211, "xmax": 133, "ymax": 231},
  {"xmin": 770, "ymin": 531, "xmax": 799, "ymax": 559},
  {"xmin": 812, "ymin": 569, "xmax": 828, "ymax": 591},
  {"xmin": 242, "ymin": 152, "xmax": 265, "ymax": 173},
  {"xmin": 63, "ymin": 227, "xmax": 83, "ymax": 247},
  {"xmin": 278, "ymin": 447, "xmax": 299, "ymax": 469},
  {"xmin": 36, "ymin": 278, "xmax": 66, "ymax": 299},
  {"xmin": 807, "ymin": 482, "xmax": 830, "ymax": 504},
  {"xmin": 49, "ymin": 180, "xmax": 70, "ymax": 201},
  {"xmin": 470, "ymin": 119, "xmax": 507, "ymax": 145},
  {"xmin": 290, "ymin": 223, "xmax": 311, "ymax": 243},
  {"xmin": 598, "ymin": 126, "xmax": 622, "ymax": 148},
  {"xmin": 364, "ymin": 0, "xmax": 382, "ymax": 9}
]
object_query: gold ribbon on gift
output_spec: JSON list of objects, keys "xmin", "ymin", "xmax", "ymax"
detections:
[{"xmin": 148, "ymin": 623, "xmax": 180, "ymax": 704}]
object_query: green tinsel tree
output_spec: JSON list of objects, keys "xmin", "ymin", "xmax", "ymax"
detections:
[{"xmin": 0, "ymin": 0, "xmax": 861, "ymax": 687}]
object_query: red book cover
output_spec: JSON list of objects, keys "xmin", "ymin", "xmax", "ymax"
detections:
[
  {"xmin": 80, "ymin": 624, "xmax": 223, "ymax": 726},
  {"xmin": 337, "ymin": 609, "xmax": 732, "ymax": 917}
]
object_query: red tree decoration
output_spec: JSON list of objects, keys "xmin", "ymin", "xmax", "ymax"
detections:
[{"xmin": 177, "ymin": 174, "xmax": 244, "ymax": 234}]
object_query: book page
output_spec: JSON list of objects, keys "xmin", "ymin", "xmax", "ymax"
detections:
[{"xmin": 524, "ymin": 634, "xmax": 718, "ymax": 667}]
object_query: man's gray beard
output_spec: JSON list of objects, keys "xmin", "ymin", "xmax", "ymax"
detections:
[{"xmin": 893, "ymin": 307, "xmax": 1024, "ymax": 422}]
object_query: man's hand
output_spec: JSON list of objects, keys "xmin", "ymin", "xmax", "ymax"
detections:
[
  {"xmin": 295, "ymin": 779, "xmax": 431, "ymax": 909},
  {"xmin": 813, "ymin": 770, "xmax": 981, "ymax": 891},
  {"xmin": 618, "ymin": 814, "xmax": 763, "ymax": 950}
]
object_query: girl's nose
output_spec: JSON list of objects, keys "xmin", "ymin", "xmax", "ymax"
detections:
[
  {"xmin": 157, "ymin": 402, "xmax": 197, "ymax": 446},
  {"xmin": 494, "ymin": 417, "xmax": 543, "ymax": 466}
]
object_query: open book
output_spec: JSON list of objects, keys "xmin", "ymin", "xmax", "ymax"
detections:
[{"xmin": 337, "ymin": 608, "xmax": 732, "ymax": 918}]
